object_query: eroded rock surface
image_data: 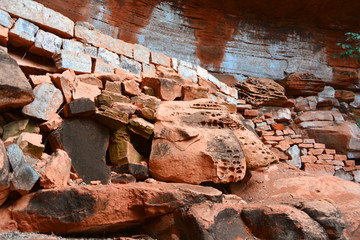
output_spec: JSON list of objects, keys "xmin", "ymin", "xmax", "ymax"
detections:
[{"xmin": 11, "ymin": 182, "xmax": 222, "ymax": 235}]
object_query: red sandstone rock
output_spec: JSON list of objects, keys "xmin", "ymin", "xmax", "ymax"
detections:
[
  {"xmin": 122, "ymin": 80, "xmax": 141, "ymax": 96},
  {"xmin": 50, "ymin": 70, "xmax": 75, "ymax": 103},
  {"xmin": 72, "ymin": 81, "xmax": 101, "ymax": 101},
  {"xmin": 280, "ymin": 73, "xmax": 325, "ymax": 96},
  {"xmin": 271, "ymin": 123, "xmax": 285, "ymax": 130},
  {"xmin": 242, "ymin": 204, "xmax": 328, "ymax": 239},
  {"xmin": 181, "ymin": 84, "xmax": 209, "ymax": 100},
  {"xmin": 244, "ymin": 109, "xmax": 258, "ymax": 117},
  {"xmin": 335, "ymin": 90, "xmax": 355, "ymax": 103},
  {"xmin": 141, "ymin": 77, "xmax": 182, "ymax": 101},
  {"xmin": 0, "ymin": 49, "xmax": 34, "ymax": 109},
  {"xmin": 151, "ymin": 52, "xmax": 171, "ymax": 67},
  {"xmin": 39, "ymin": 149, "xmax": 71, "ymax": 189},
  {"xmin": 235, "ymin": 77, "xmax": 288, "ymax": 106},
  {"xmin": 11, "ymin": 182, "xmax": 222, "ymax": 235},
  {"xmin": 16, "ymin": 132, "xmax": 44, "ymax": 158},
  {"xmin": 49, "ymin": 118, "xmax": 110, "ymax": 184},
  {"xmin": 231, "ymin": 162, "xmax": 360, "ymax": 238},
  {"xmin": 303, "ymin": 163, "xmax": 335, "ymax": 176},
  {"xmin": 301, "ymin": 155, "xmax": 317, "ymax": 163},
  {"xmin": 39, "ymin": 113, "xmax": 63, "ymax": 132},
  {"xmin": 0, "ymin": 26, "xmax": 8, "ymax": 46}
]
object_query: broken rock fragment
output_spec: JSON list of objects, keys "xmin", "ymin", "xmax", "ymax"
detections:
[
  {"xmin": 10, "ymin": 161, "xmax": 40, "ymax": 196},
  {"xmin": 0, "ymin": 49, "xmax": 34, "ymax": 109},
  {"xmin": 0, "ymin": 139, "xmax": 10, "ymax": 206},
  {"xmin": 22, "ymin": 83, "xmax": 63, "ymax": 121}
]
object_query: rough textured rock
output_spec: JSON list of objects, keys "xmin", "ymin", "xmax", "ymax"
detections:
[
  {"xmin": 72, "ymin": 81, "xmax": 101, "ymax": 101},
  {"xmin": 95, "ymin": 105, "xmax": 129, "ymax": 130},
  {"xmin": 22, "ymin": 83, "xmax": 63, "ymax": 121},
  {"xmin": 231, "ymin": 162, "xmax": 360, "ymax": 239},
  {"xmin": 150, "ymin": 99, "xmax": 276, "ymax": 184},
  {"xmin": 145, "ymin": 196, "xmax": 251, "ymax": 240},
  {"xmin": 128, "ymin": 117, "xmax": 154, "ymax": 139},
  {"xmin": 39, "ymin": 149, "xmax": 71, "ymax": 189},
  {"xmin": 280, "ymin": 73, "xmax": 325, "ymax": 96},
  {"xmin": 50, "ymin": 69, "xmax": 75, "ymax": 103},
  {"xmin": 0, "ymin": 49, "xmax": 34, "ymax": 109},
  {"xmin": 49, "ymin": 118, "xmax": 110, "ymax": 184},
  {"xmin": 39, "ymin": 113, "xmax": 63, "ymax": 132},
  {"xmin": 11, "ymin": 182, "xmax": 222, "ymax": 235},
  {"xmin": 241, "ymin": 204, "xmax": 328, "ymax": 240},
  {"xmin": 0, "ymin": 139, "xmax": 10, "ymax": 206},
  {"xmin": 0, "ymin": 0, "xmax": 74, "ymax": 38},
  {"xmin": 112, "ymin": 163, "xmax": 149, "ymax": 181},
  {"xmin": 235, "ymin": 78, "xmax": 288, "ymax": 106},
  {"xmin": 7, "ymin": 144, "xmax": 25, "ymax": 171}
]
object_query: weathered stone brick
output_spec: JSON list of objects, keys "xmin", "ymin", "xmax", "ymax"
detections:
[
  {"xmin": 150, "ymin": 51, "xmax": 171, "ymax": 67},
  {"xmin": 9, "ymin": 18, "xmax": 38, "ymax": 46},
  {"xmin": 119, "ymin": 55, "xmax": 142, "ymax": 75},
  {"xmin": 53, "ymin": 50, "xmax": 92, "ymax": 74},
  {"xmin": 30, "ymin": 30, "xmax": 62, "ymax": 57},
  {"xmin": 0, "ymin": 0, "xmax": 74, "ymax": 38},
  {"xmin": 134, "ymin": 44, "xmax": 150, "ymax": 64}
]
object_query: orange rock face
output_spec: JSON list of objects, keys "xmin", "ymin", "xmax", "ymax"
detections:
[
  {"xmin": 11, "ymin": 182, "xmax": 222, "ymax": 235},
  {"xmin": 149, "ymin": 99, "xmax": 277, "ymax": 184}
]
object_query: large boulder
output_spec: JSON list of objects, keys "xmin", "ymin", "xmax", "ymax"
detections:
[
  {"xmin": 149, "ymin": 99, "xmax": 277, "ymax": 184},
  {"xmin": 0, "ymin": 49, "xmax": 34, "ymax": 109},
  {"xmin": 49, "ymin": 118, "xmax": 111, "ymax": 184},
  {"xmin": 11, "ymin": 182, "xmax": 222, "ymax": 235},
  {"xmin": 231, "ymin": 162, "xmax": 360, "ymax": 239}
]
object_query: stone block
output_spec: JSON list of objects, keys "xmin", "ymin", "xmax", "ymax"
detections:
[
  {"xmin": 63, "ymin": 98, "xmax": 96, "ymax": 117},
  {"xmin": 50, "ymin": 69, "xmax": 75, "ymax": 103},
  {"xmin": 76, "ymin": 74, "xmax": 103, "ymax": 89},
  {"xmin": 10, "ymin": 162, "xmax": 39, "ymax": 195},
  {"xmin": 0, "ymin": 9, "xmax": 14, "ymax": 28},
  {"xmin": 314, "ymin": 143, "xmax": 326, "ymax": 149},
  {"xmin": 6, "ymin": 144, "xmax": 24, "ymax": 171},
  {"xmin": 317, "ymin": 154, "xmax": 334, "ymax": 160},
  {"xmin": 271, "ymin": 123, "xmax": 285, "ymax": 131},
  {"xmin": 2, "ymin": 119, "xmax": 39, "ymax": 142},
  {"xmin": 62, "ymin": 39, "xmax": 84, "ymax": 53},
  {"xmin": 309, "ymin": 148, "xmax": 324, "ymax": 156},
  {"xmin": 111, "ymin": 173, "xmax": 136, "ymax": 184},
  {"xmin": 244, "ymin": 109, "xmax": 258, "ymax": 118},
  {"xmin": 171, "ymin": 57, "xmax": 179, "ymax": 71},
  {"xmin": 178, "ymin": 65, "xmax": 198, "ymax": 83},
  {"xmin": 9, "ymin": 18, "xmax": 38, "ymax": 47},
  {"xmin": 303, "ymin": 163, "xmax": 335, "ymax": 176},
  {"xmin": 98, "ymin": 47, "xmax": 120, "ymax": 68},
  {"xmin": 303, "ymin": 139, "xmax": 316, "ymax": 144},
  {"xmin": 119, "ymin": 55, "xmax": 142, "ymax": 75},
  {"xmin": 197, "ymin": 66, "xmax": 208, "ymax": 79},
  {"xmin": 128, "ymin": 117, "xmax": 154, "ymax": 139},
  {"xmin": 22, "ymin": 83, "xmax": 63, "ymax": 121},
  {"xmin": 94, "ymin": 106, "xmax": 129, "ymax": 130},
  {"xmin": 134, "ymin": 44, "xmax": 150, "ymax": 64},
  {"xmin": 335, "ymin": 169, "xmax": 354, "ymax": 181},
  {"xmin": 142, "ymin": 77, "xmax": 182, "ymax": 101},
  {"xmin": 344, "ymin": 160, "xmax": 355, "ymax": 167},
  {"xmin": 142, "ymin": 63, "xmax": 156, "ymax": 78},
  {"xmin": 182, "ymin": 84, "xmax": 209, "ymax": 101},
  {"xmin": 93, "ymin": 59, "xmax": 115, "ymax": 74},
  {"xmin": 298, "ymin": 143, "xmax": 314, "ymax": 148},
  {"xmin": 301, "ymin": 155, "xmax": 317, "ymax": 163},
  {"xmin": 72, "ymin": 81, "xmax": 101, "ymax": 101},
  {"xmin": 0, "ymin": 139, "xmax": 10, "ymax": 206},
  {"xmin": 0, "ymin": 0, "xmax": 74, "ymax": 38},
  {"xmin": 74, "ymin": 22, "xmax": 133, "ymax": 57},
  {"xmin": 150, "ymin": 52, "xmax": 171, "ymax": 67},
  {"xmin": 53, "ymin": 50, "xmax": 92, "ymax": 74},
  {"xmin": 29, "ymin": 30, "xmax": 62, "ymax": 57},
  {"xmin": 84, "ymin": 45, "xmax": 98, "ymax": 58}
]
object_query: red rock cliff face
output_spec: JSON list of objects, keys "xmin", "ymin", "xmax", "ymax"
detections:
[{"xmin": 34, "ymin": 0, "xmax": 360, "ymax": 89}]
